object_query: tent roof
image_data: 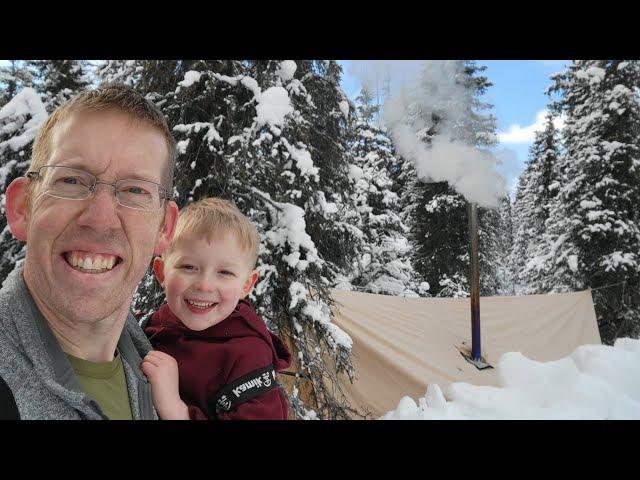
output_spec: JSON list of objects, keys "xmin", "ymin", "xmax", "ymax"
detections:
[{"xmin": 329, "ymin": 289, "xmax": 601, "ymax": 418}]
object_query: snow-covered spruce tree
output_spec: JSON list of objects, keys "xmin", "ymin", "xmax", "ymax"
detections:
[
  {"xmin": 0, "ymin": 87, "xmax": 48, "ymax": 286},
  {"xmin": 512, "ymin": 113, "xmax": 562, "ymax": 294},
  {"xmin": 26, "ymin": 60, "xmax": 91, "ymax": 112},
  {"xmin": 295, "ymin": 61, "xmax": 363, "ymax": 280},
  {"xmin": 401, "ymin": 61, "xmax": 505, "ymax": 297},
  {"xmin": 346, "ymin": 86, "xmax": 426, "ymax": 296},
  {"xmin": 230, "ymin": 59, "xmax": 364, "ymax": 418},
  {"xmin": 121, "ymin": 60, "xmax": 256, "ymax": 321},
  {"xmin": 128, "ymin": 60, "xmax": 363, "ymax": 419},
  {"xmin": 496, "ymin": 195, "xmax": 515, "ymax": 296},
  {"xmin": 528, "ymin": 61, "xmax": 640, "ymax": 342},
  {"xmin": 478, "ymin": 194, "xmax": 513, "ymax": 296},
  {"xmin": 97, "ymin": 60, "xmax": 143, "ymax": 87},
  {"xmin": 347, "ymin": 87, "xmax": 400, "ymax": 292},
  {"xmin": 0, "ymin": 61, "xmax": 36, "ymax": 107}
]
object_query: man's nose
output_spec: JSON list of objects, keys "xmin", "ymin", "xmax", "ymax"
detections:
[{"xmin": 76, "ymin": 183, "xmax": 121, "ymax": 230}]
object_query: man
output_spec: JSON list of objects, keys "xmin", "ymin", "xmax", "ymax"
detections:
[{"xmin": 0, "ymin": 84, "xmax": 179, "ymax": 419}]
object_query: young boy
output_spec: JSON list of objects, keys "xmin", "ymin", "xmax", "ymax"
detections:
[{"xmin": 141, "ymin": 198, "xmax": 291, "ymax": 420}]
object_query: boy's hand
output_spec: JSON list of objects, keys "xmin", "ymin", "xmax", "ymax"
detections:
[{"xmin": 141, "ymin": 350, "xmax": 190, "ymax": 420}]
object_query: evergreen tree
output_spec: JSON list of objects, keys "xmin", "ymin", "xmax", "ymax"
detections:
[
  {"xmin": 482, "ymin": 194, "xmax": 515, "ymax": 297},
  {"xmin": 346, "ymin": 87, "xmax": 426, "ymax": 296},
  {"xmin": 27, "ymin": 60, "xmax": 91, "ymax": 112},
  {"xmin": 0, "ymin": 61, "xmax": 35, "ymax": 107},
  {"xmin": 97, "ymin": 60, "xmax": 143, "ymax": 87},
  {"xmin": 128, "ymin": 60, "xmax": 363, "ymax": 419},
  {"xmin": 355, "ymin": 87, "xmax": 379, "ymax": 124},
  {"xmin": 529, "ymin": 60, "xmax": 640, "ymax": 342},
  {"xmin": 0, "ymin": 87, "xmax": 48, "ymax": 286},
  {"xmin": 512, "ymin": 113, "xmax": 561, "ymax": 293},
  {"xmin": 498, "ymin": 196, "xmax": 515, "ymax": 295}
]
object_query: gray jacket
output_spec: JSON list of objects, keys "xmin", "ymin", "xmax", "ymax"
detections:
[{"xmin": 0, "ymin": 266, "xmax": 157, "ymax": 420}]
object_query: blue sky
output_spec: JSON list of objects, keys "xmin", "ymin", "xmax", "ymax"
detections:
[{"xmin": 339, "ymin": 60, "xmax": 569, "ymax": 193}]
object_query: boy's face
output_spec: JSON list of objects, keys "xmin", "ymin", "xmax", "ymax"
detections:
[{"xmin": 154, "ymin": 231, "xmax": 258, "ymax": 331}]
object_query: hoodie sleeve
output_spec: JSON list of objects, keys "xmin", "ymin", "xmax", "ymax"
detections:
[
  {"xmin": 187, "ymin": 404, "xmax": 209, "ymax": 420},
  {"xmin": 217, "ymin": 388, "xmax": 288, "ymax": 420},
  {"xmin": 214, "ymin": 336, "xmax": 288, "ymax": 420}
]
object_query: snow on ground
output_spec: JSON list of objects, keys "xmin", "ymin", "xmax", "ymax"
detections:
[{"xmin": 381, "ymin": 337, "xmax": 640, "ymax": 420}]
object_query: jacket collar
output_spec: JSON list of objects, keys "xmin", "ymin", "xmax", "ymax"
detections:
[{"xmin": 14, "ymin": 270, "xmax": 155, "ymax": 419}]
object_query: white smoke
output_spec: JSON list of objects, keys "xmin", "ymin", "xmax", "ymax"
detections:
[
  {"xmin": 346, "ymin": 60, "xmax": 422, "ymax": 97},
  {"xmin": 346, "ymin": 61, "xmax": 422, "ymax": 127},
  {"xmin": 381, "ymin": 60, "xmax": 507, "ymax": 209}
]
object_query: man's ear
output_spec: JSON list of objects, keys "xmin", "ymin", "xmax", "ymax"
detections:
[
  {"xmin": 241, "ymin": 270, "xmax": 259, "ymax": 298},
  {"xmin": 152, "ymin": 257, "xmax": 166, "ymax": 287},
  {"xmin": 5, "ymin": 177, "xmax": 29, "ymax": 241},
  {"xmin": 154, "ymin": 200, "xmax": 178, "ymax": 256}
]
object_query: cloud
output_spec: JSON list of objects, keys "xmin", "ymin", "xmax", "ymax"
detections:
[{"xmin": 498, "ymin": 110, "xmax": 565, "ymax": 144}]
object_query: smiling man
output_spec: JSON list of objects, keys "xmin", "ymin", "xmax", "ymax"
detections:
[{"xmin": 0, "ymin": 84, "xmax": 179, "ymax": 419}]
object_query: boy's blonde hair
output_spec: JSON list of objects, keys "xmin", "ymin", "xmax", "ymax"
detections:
[{"xmin": 166, "ymin": 197, "xmax": 260, "ymax": 268}]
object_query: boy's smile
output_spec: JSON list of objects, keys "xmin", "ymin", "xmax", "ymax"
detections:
[{"xmin": 183, "ymin": 298, "xmax": 219, "ymax": 314}]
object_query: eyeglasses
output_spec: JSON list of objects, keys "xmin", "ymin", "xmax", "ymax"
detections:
[{"xmin": 26, "ymin": 165, "xmax": 171, "ymax": 212}]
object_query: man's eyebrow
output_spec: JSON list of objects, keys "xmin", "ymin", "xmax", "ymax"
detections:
[
  {"xmin": 49, "ymin": 158, "xmax": 90, "ymax": 171},
  {"xmin": 117, "ymin": 173, "xmax": 163, "ymax": 183},
  {"xmin": 50, "ymin": 161, "xmax": 160, "ymax": 183}
]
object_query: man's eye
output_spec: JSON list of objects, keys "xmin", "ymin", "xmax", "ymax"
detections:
[
  {"xmin": 124, "ymin": 186, "xmax": 149, "ymax": 195},
  {"xmin": 59, "ymin": 176, "xmax": 83, "ymax": 185}
]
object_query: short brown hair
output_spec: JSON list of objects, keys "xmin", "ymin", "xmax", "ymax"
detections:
[
  {"xmin": 30, "ymin": 83, "xmax": 177, "ymax": 190},
  {"xmin": 166, "ymin": 197, "xmax": 260, "ymax": 268}
]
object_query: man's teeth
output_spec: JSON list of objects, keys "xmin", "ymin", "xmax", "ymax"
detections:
[
  {"xmin": 66, "ymin": 253, "xmax": 118, "ymax": 273},
  {"xmin": 186, "ymin": 299, "xmax": 216, "ymax": 309}
]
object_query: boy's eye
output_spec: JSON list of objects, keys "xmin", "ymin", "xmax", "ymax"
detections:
[
  {"xmin": 220, "ymin": 270, "xmax": 235, "ymax": 276},
  {"xmin": 180, "ymin": 265, "xmax": 195, "ymax": 270}
]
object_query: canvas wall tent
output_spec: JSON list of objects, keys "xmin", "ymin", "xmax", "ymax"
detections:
[{"xmin": 327, "ymin": 289, "xmax": 601, "ymax": 418}]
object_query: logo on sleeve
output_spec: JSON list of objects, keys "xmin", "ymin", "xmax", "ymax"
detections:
[
  {"xmin": 210, "ymin": 366, "xmax": 279, "ymax": 417},
  {"xmin": 216, "ymin": 395, "xmax": 232, "ymax": 413},
  {"xmin": 232, "ymin": 369, "xmax": 276, "ymax": 397}
]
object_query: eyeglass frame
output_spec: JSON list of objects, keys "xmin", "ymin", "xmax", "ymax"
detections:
[{"xmin": 25, "ymin": 165, "xmax": 173, "ymax": 212}]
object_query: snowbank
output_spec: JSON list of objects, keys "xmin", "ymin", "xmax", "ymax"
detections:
[{"xmin": 381, "ymin": 338, "xmax": 640, "ymax": 420}]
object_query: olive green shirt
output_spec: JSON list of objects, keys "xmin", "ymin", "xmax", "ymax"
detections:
[{"xmin": 66, "ymin": 351, "xmax": 133, "ymax": 420}]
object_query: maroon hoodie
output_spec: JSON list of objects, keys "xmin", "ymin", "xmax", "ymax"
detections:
[{"xmin": 144, "ymin": 300, "xmax": 291, "ymax": 420}]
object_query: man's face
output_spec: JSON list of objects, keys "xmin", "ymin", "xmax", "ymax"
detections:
[{"xmin": 20, "ymin": 109, "xmax": 176, "ymax": 325}]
